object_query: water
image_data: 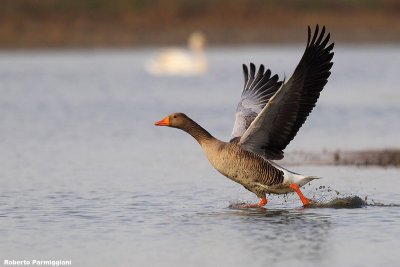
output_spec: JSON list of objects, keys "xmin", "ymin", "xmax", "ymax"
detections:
[{"xmin": 1, "ymin": 46, "xmax": 400, "ymax": 266}]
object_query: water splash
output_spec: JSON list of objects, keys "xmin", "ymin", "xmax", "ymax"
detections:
[
  {"xmin": 229, "ymin": 196, "xmax": 400, "ymax": 210},
  {"xmin": 306, "ymin": 196, "xmax": 366, "ymax": 208},
  {"xmin": 228, "ymin": 197, "xmax": 367, "ymax": 210}
]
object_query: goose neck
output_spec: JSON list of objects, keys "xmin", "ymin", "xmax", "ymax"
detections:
[{"xmin": 181, "ymin": 119, "xmax": 214, "ymax": 145}]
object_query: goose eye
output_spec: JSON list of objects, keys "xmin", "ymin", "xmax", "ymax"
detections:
[{"xmin": 173, "ymin": 115, "xmax": 177, "ymax": 118}]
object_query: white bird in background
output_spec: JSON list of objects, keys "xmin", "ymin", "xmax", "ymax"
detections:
[{"xmin": 145, "ymin": 32, "xmax": 207, "ymax": 76}]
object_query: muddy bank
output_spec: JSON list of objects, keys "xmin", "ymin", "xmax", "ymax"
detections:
[{"xmin": 282, "ymin": 149, "xmax": 400, "ymax": 167}]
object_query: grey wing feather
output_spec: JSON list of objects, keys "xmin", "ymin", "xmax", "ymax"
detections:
[
  {"xmin": 239, "ymin": 25, "xmax": 334, "ymax": 159},
  {"xmin": 231, "ymin": 63, "xmax": 282, "ymax": 138}
]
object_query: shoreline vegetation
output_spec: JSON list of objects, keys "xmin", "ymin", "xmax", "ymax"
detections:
[
  {"xmin": 1, "ymin": 0, "xmax": 400, "ymax": 49},
  {"xmin": 282, "ymin": 149, "xmax": 400, "ymax": 167}
]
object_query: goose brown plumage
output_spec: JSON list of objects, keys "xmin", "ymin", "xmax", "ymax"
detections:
[{"xmin": 155, "ymin": 25, "xmax": 334, "ymax": 207}]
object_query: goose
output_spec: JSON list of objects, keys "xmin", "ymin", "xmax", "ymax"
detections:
[
  {"xmin": 155, "ymin": 25, "xmax": 334, "ymax": 207},
  {"xmin": 145, "ymin": 32, "xmax": 207, "ymax": 75}
]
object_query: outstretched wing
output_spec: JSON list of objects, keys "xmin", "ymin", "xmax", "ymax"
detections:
[
  {"xmin": 239, "ymin": 25, "xmax": 334, "ymax": 159},
  {"xmin": 231, "ymin": 63, "xmax": 282, "ymax": 139}
]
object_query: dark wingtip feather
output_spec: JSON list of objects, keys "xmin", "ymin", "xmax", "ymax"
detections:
[
  {"xmin": 242, "ymin": 64, "xmax": 249, "ymax": 88},
  {"xmin": 250, "ymin": 63, "xmax": 256, "ymax": 79},
  {"xmin": 270, "ymin": 74, "xmax": 279, "ymax": 82},
  {"xmin": 265, "ymin": 69, "xmax": 271, "ymax": 79},
  {"xmin": 243, "ymin": 64, "xmax": 249, "ymax": 76},
  {"xmin": 258, "ymin": 64, "xmax": 265, "ymax": 75},
  {"xmin": 316, "ymin": 26, "xmax": 326, "ymax": 45},
  {"xmin": 320, "ymin": 33, "xmax": 331, "ymax": 48},
  {"xmin": 250, "ymin": 64, "xmax": 266, "ymax": 90},
  {"xmin": 326, "ymin": 43, "xmax": 335, "ymax": 51},
  {"xmin": 310, "ymin": 25, "xmax": 319, "ymax": 45},
  {"xmin": 307, "ymin": 26, "xmax": 311, "ymax": 46}
]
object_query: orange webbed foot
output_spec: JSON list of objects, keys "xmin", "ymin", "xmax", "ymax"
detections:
[
  {"xmin": 290, "ymin": 183, "xmax": 311, "ymax": 206},
  {"xmin": 258, "ymin": 197, "xmax": 268, "ymax": 206},
  {"xmin": 242, "ymin": 197, "xmax": 268, "ymax": 208}
]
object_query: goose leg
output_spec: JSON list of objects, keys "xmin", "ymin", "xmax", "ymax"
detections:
[
  {"xmin": 290, "ymin": 183, "xmax": 310, "ymax": 206},
  {"xmin": 244, "ymin": 196, "xmax": 268, "ymax": 208}
]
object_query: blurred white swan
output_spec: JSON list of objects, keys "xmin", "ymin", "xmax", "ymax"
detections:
[{"xmin": 145, "ymin": 32, "xmax": 207, "ymax": 75}]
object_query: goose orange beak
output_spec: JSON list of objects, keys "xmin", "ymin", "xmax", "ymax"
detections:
[{"xmin": 155, "ymin": 116, "xmax": 170, "ymax": 126}]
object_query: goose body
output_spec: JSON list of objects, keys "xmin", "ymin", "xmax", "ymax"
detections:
[
  {"xmin": 201, "ymin": 138, "xmax": 315, "ymax": 196},
  {"xmin": 155, "ymin": 25, "xmax": 334, "ymax": 206}
]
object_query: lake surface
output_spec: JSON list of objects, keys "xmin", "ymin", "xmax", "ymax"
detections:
[{"xmin": 1, "ymin": 46, "xmax": 400, "ymax": 266}]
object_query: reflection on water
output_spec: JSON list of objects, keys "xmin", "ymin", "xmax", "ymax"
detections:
[
  {"xmin": 222, "ymin": 208, "xmax": 332, "ymax": 265},
  {"xmin": 0, "ymin": 47, "xmax": 400, "ymax": 266}
]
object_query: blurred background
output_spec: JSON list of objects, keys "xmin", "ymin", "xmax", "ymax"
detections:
[
  {"xmin": 1, "ymin": 0, "xmax": 400, "ymax": 48},
  {"xmin": 1, "ymin": 1, "xmax": 400, "ymax": 267}
]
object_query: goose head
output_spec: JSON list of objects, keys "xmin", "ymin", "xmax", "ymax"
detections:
[
  {"xmin": 155, "ymin": 113, "xmax": 212, "ymax": 143},
  {"xmin": 154, "ymin": 113, "xmax": 190, "ymax": 129}
]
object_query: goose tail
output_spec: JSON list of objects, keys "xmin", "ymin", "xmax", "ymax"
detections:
[{"xmin": 293, "ymin": 175, "xmax": 321, "ymax": 187}]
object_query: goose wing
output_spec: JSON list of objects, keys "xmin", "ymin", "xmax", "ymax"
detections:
[
  {"xmin": 231, "ymin": 63, "xmax": 282, "ymax": 139},
  {"xmin": 239, "ymin": 25, "xmax": 334, "ymax": 160}
]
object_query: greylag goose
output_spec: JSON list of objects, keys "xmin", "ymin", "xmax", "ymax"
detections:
[{"xmin": 155, "ymin": 25, "xmax": 334, "ymax": 207}]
